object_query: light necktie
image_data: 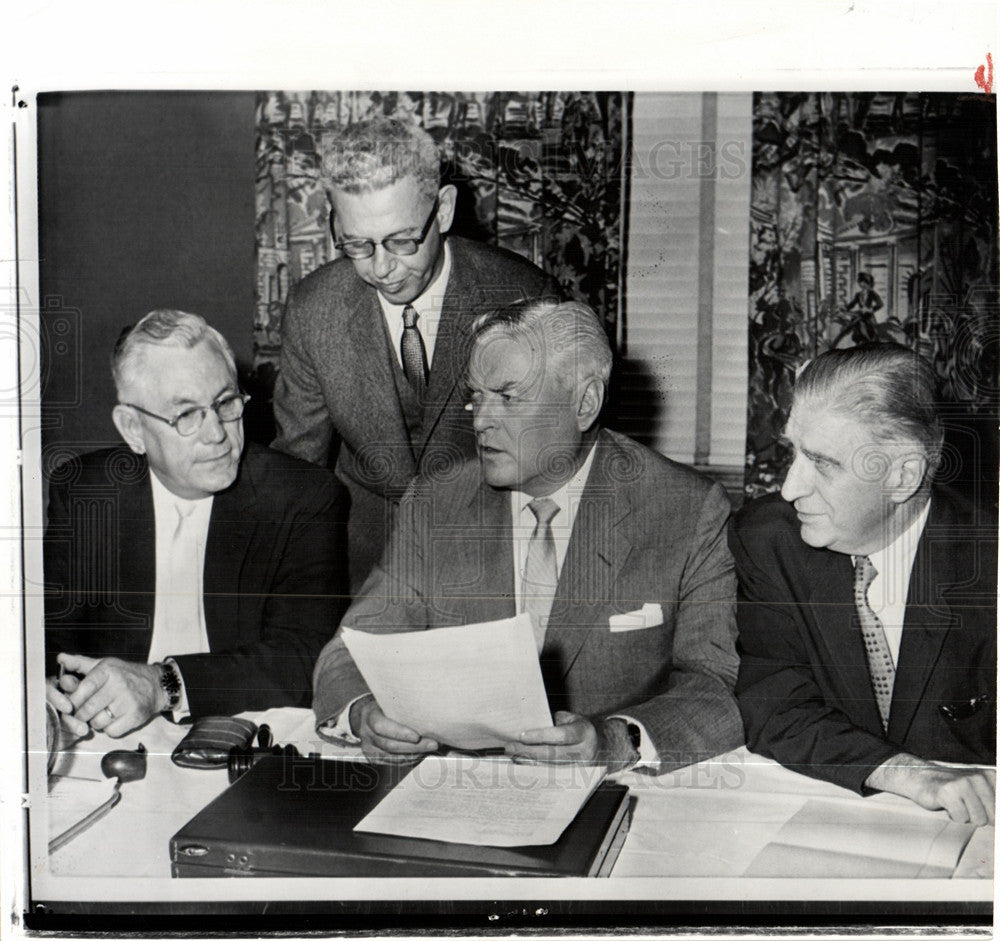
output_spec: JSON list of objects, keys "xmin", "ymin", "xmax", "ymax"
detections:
[
  {"xmin": 400, "ymin": 304, "xmax": 429, "ymax": 392},
  {"xmin": 159, "ymin": 503, "xmax": 204, "ymax": 658},
  {"xmin": 522, "ymin": 497, "xmax": 560, "ymax": 652},
  {"xmin": 854, "ymin": 555, "xmax": 895, "ymax": 732}
]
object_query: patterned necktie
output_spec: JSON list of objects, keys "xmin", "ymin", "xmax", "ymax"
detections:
[
  {"xmin": 400, "ymin": 304, "xmax": 429, "ymax": 391},
  {"xmin": 522, "ymin": 497, "xmax": 560, "ymax": 652},
  {"xmin": 854, "ymin": 555, "xmax": 895, "ymax": 732}
]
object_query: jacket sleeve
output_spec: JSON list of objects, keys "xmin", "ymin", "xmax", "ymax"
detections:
[
  {"xmin": 729, "ymin": 512, "xmax": 899, "ymax": 794},
  {"xmin": 271, "ymin": 281, "xmax": 339, "ymax": 466},
  {"xmin": 622, "ymin": 483, "xmax": 744, "ymax": 768},
  {"xmin": 174, "ymin": 472, "xmax": 349, "ymax": 716},
  {"xmin": 311, "ymin": 477, "xmax": 433, "ymax": 731}
]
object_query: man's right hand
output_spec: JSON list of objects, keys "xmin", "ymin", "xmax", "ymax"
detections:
[
  {"xmin": 866, "ymin": 753, "xmax": 996, "ymax": 826},
  {"xmin": 349, "ymin": 695, "xmax": 439, "ymax": 760},
  {"xmin": 46, "ymin": 675, "xmax": 90, "ymax": 739}
]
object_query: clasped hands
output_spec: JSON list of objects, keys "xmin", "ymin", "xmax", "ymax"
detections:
[
  {"xmin": 349, "ymin": 695, "xmax": 633, "ymax": 767},
  {"xmin": 47, "ymin": 652, "xmax": 168, "ymax": 739}
]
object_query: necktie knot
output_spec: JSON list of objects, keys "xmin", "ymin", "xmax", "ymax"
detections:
[
  {"xmin": 854, "ymin": 555, "xmax": 877, "ymax": 599},
  {"xmin": 400, "ymin": 305, "xmax": 428, "ymax": 390},
  {"xmin": 528, "ymin": 497, "xmax": 560, "ymax": 527}
]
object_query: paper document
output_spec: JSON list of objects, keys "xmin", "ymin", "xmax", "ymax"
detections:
[
  {"xmin": 341, "ymin": 614, "xmax": 552, "ymax": 750},
  {"xmin": 354, "ymin": 755, "xmax": 606, "ymax": 846},
  {"xmin": 744, "ymin": 798, "xmax": 977, "ymax": 878}
]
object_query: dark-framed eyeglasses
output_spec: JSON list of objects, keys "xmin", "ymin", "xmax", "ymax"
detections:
[
  {"xmin": 333, "ymin": 197, "xmax": 439, "ymax": 260},
  {"xmin": 121, "ymin": 392, "xmax": 250, "ymax": 437}
]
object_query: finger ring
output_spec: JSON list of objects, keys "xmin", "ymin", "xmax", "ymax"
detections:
[{"xmin": 104, "ymin": 706, "xmax": 115, "ymax": 721}]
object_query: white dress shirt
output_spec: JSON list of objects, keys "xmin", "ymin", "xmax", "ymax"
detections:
[
  {"xmin": 147, "ymin": 471, "xmax": 213, "ymax": 716},
  {"xmin": 857, "ymin": 498, "xmax": 932, "ymax": 667},
  {"xmin": 376, "ymin": 240, "xmax": 452, "ymax": 371}
]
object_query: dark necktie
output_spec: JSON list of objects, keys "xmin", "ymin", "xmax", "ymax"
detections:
[
  {"xmin": 854, "ymin": 555, "xmax": 895, "ymax": 732},
  {"xmin": 400, "ymin": 305, "xmax": 429, "ymax": 392},
  {"xmin": 522, "ymin": 497, "xmax": 560, "ymax": 652}
]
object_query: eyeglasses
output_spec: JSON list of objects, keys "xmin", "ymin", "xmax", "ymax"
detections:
[
  {"xmin": 121, "ymin": 392, "xmax": 250, "ymax": 437},
  {"xmin": 333, "ymin": 197, "xmax": 439, "ymax": 260}
]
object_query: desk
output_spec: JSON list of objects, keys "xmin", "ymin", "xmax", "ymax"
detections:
[{"xmin": 40, "ymin": 708, "xmax": 993, "ymax": 882}]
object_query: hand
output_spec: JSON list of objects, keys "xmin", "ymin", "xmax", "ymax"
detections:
[
  {"xmin": 45, "ymin": 675, "xmax": 89, "ymax": 739},
  {"xmin": 505, "ymin": 711, "xmax": 634, "ymax": 767},
  {"xmin": 58, "ymin": 652, "xmax": 167, "ymax": 738},
  {"xmin": 866, "ymin": 753, "xmax": 996, "ymax": 826},
  {"xmin": 349, "ymin": 694, "xmax": 438, "ymax": 760}
]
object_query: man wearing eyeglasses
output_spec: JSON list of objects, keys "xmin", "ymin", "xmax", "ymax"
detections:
[
  {"xmin": 272, "ymin": 117, "xmax": 556, "ymax": 590},
  {"xmin": 45, "ymin": 309, "xmax": 348, "ymax": 738}
]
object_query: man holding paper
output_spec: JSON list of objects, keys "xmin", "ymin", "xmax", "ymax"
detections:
[{"xmin": 312, "ymin": 298, "xmax": 743, "ymax": 771}]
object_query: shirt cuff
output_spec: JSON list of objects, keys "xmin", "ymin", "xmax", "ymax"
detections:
[
  {"xmin": 163, "ymin": 658, "xmax": 191, "ymax": 723},
  {"xmin": 317, "ymin": 694, "xmax": 369, "ymax": 744},
  {"xmin": 608, "ymin": 714, "xmax": 658, "ymax": 768}
]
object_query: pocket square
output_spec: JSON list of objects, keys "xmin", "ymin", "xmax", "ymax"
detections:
[{"xmin": 609, "ymin": 603, "xmax": 663, "ymax": 632}]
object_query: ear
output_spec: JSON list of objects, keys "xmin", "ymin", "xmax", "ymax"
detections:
[
  {"xmin": 576, "ymin": 378, "xmax": 605, "ymax": 432},
  {"xmin": 888, "ymin": 451, "xmax": 928, "ymax": 503},
  {"xmin": 436, "ymin": 184, "xmax": 458, "ymax": 235},
  {"xmin": 112, "ymin": 404, "xmax": 147, "ymax": 455}
]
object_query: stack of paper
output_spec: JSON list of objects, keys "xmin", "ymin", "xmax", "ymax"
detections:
[{"xmin": 354, "ymin": 755, "xmax": 607, "ymax": 846}]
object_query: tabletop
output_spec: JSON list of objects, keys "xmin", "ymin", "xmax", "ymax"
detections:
[{"xmin": 33, "ymin": 708, "xmax": 994, "ymax": 890}]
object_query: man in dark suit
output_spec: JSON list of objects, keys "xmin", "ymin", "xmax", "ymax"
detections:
[
  {"xmin": 45, "ymin": 309, "xmax": 347, "ymax": 738},
  {"xmin": 731, "ymin": 344, "xmax": 996, "ymax": 825},
  {"xmin": 312, "ymin": 299, "xmax": 743, "ymax": 771},
  {"xmin": 271, "ymin": 117, "xmax": 556, "ymax": 590}
]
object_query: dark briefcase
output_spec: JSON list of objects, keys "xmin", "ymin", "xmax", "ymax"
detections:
[{"xmin": 170, "ymin": 754, "xmax": 632, "ymax": 878}]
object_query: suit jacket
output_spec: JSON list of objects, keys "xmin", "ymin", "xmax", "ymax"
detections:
[
  {"xmin": 44, "ymin": 442, "xmax": 349, "ymax": 716},
  {"xmin": 312, "ymin": 428, "xmax": 744, "ymax": 767},
  {"xmin": 730, "ymin": 491, "xmax": 997, "ymax": 794},
  {"xmin": 271, "ymin": 236, "xmax": 557, "ymax": 590}
]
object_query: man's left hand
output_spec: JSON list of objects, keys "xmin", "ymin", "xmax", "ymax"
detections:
[
  {"xmin": 59, "ymin": 652, "xmax": 167, "ymax": 738},
  {"xmin": 505, "ymin": 711, "xmax": 634, "ymax": 767}
]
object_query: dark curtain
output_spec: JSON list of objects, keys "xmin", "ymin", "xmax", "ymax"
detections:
[
  {"xmin": 252, "ymin": 91, "xmax": 627, "ymax": 380},
  {"xmin": 745, "ymin": 92, "xmax": 998, "ymax": 500}
]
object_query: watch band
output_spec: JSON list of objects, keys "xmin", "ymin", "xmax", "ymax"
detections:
[{"xmin": 158, "ymin": 660, "xmax": 182, "ymax": 711}]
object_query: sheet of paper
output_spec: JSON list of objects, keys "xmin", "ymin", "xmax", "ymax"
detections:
[
  {"xmin": 341, "ymin": 614, "xmax": 552, "ymax": 750},
  {"xmin": 354, "ymin": 755, "xmax": 606, "ymax": 846},
  {"xmin": 743, "ymin": 798, "xmax": 976, "ymax": 878}
]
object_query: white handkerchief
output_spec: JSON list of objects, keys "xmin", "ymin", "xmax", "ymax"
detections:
[{"xmin": 608, "ymin": 602, "xmax": 663, "ymax": 632}]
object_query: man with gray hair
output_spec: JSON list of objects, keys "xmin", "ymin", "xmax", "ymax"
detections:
[
  {"xmin": 312, "ymin": 299, "xmax": 743, "ymax": 771},
  {"xmin": 272, "ymin": 116, "xmax": 556, "ymax": 590},
  {"xmin": 731, "ymin": 343, "xmax": 996, "ymax": 824},
  {"xmin": 45, "ymin": 309, "xmax": 347, "ymax": 737}
]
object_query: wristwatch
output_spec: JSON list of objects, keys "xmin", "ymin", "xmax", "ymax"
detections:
[{"xmin": 157, "ymin": 660, "xmax": 183, "ymax": 711}]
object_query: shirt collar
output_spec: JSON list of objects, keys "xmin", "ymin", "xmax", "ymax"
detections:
[
  {"xmin": 864, "ymin": 498, "xmax": 931, "ymax": 581},
  {"xmin": 149, "ymin": 466, "xmax": 215, "ymax": 518},
  {"xmin": 512, "ymin": 440, "xmax": 599, "ymax": 529}
]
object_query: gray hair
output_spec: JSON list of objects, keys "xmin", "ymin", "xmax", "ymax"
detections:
[
  {"xmin": 321, "ymin": 117, "xmax": 440, "ymax": 199},
  {"xmin": 794, "ymin": 343, "xmax": 944, "ymax": 468},
  {"xmin": 112, "ymin": 309, "xmax": 237, "ymax": 397},
  {"xmin": 469, "ymin": 297, "xmax": 613, "ymax": 393}
]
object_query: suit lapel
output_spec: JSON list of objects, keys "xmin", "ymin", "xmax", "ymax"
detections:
[
  {"xmin": 805, "ymin": 549, "xmax": 886, "ymax": 734},
  {"xmin": 415, "ymin": 240, "xmax": 478, "ymax": 458},
  {"xmin": 455, "ymin": 479, "xmax": 516, "ymax": 625},
  {"xmin": 203, "ymin": 451, "xmax": 261, "ymax": 651},
  {"xmin": 116, "ymin": 461, "xmax": 156, "ymax": 657},
  {"xmin": 545, "ymin": 432, "xmax": 633, "ymax": 678},
  {"xmin": 889, "ymin": 497, "xmax": 958, "ymax": 741},
  {"xmin": 345, "ymin": 286, "xmax": 413, "ymax": 462}
]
